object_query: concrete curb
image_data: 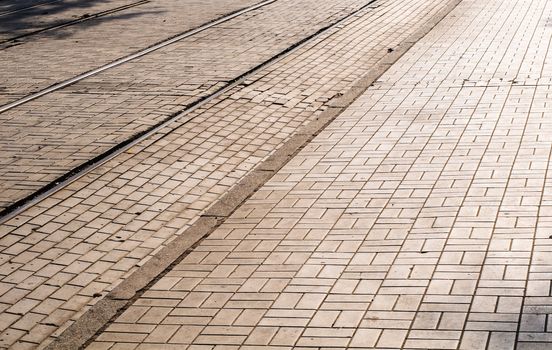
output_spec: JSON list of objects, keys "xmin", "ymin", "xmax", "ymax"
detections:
[{"xmin": 45, "ymin": 0, "xmax": 462, "ymax": 348}]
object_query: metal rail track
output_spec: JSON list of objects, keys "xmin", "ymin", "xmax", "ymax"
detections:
[
  {"xmin": 0, "ymin": 0, "xmax": 378, "ymax": 224},
  {"xmin": 0, "ymin": 0, "xmax": 277, "ymax": 113},
  {"xmin": 0, "ymin": 0, "xmax": 63, "ymax": 17},
  {"xmin": 0, "ymin": 0, "xmax": 150, "ymax": 45}
]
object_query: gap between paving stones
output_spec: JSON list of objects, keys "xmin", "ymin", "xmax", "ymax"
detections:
[
  {"xmin": 43, "ymin": 1, "xmax": 463, "ymax": 348},
  {"xmin": 0, "ymin": 0, "xmax": 376, "ymax": 227}
]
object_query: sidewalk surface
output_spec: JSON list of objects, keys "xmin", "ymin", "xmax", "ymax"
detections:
[
  {"xmin": 1, "ymin": 0, "xmax": 551, "ymax": 348},
  {"xmin": 88, "ymin": 0, "xmax": 552, "ymax": 348}
]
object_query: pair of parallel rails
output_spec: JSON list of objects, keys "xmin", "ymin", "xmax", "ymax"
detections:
[{"xmin": 0, "ymin": 0, "xmax": 377, "ymax": 223}]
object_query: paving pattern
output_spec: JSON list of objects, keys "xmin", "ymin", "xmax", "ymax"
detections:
[
  {"xmin": 86, "ymin": 0, "xmax": 552, "ymax": 348},
  {"xmin": 0, "ymin": 0, "xmax": 456, "ymax": 348},
  {"xmin": 0, "ymin": 0, "xmax": 372, "ymax": 211}
]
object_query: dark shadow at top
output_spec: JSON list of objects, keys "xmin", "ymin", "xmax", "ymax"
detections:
[{"xmin": 0, "ymin": 0, "xmax": 161, "ymax": 43}]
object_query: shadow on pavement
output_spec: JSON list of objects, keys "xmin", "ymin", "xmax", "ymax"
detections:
[{"xmin": 0, "ymin": 0, "xmax": 163, "ymax": 42}]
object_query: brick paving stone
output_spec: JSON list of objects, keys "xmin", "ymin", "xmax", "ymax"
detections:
[
  {"xmin": 0, "ymin": 0, "xmax": 456, "ymax": 348},
  {"xmin": 85, "ymin": 0, "xmax": 552, "ymax": 349}
]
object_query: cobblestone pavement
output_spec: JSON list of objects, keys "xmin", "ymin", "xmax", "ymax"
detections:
[
  {"xmin": 86, "ymin": 0, "xmax": 552, "ymax": 348},
  {"xmin": 0, "ymin": 0, "xmax": 372, "ymax": 211},
  {"xmin": 0, "ymin": 0, "xmax": 457, "ymax": 348}
]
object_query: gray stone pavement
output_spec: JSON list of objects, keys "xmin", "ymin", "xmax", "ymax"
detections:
[
  {"xmin": 84, "ymin": 0, "xmax": 552, "ymax": 348},
  {"xmin": 0, "ymin": 0, "xmax": 372, "ymax": 211},
  {"xmin": 0, "ymin": 0, "xmax": 459, "ymax": 348}
]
